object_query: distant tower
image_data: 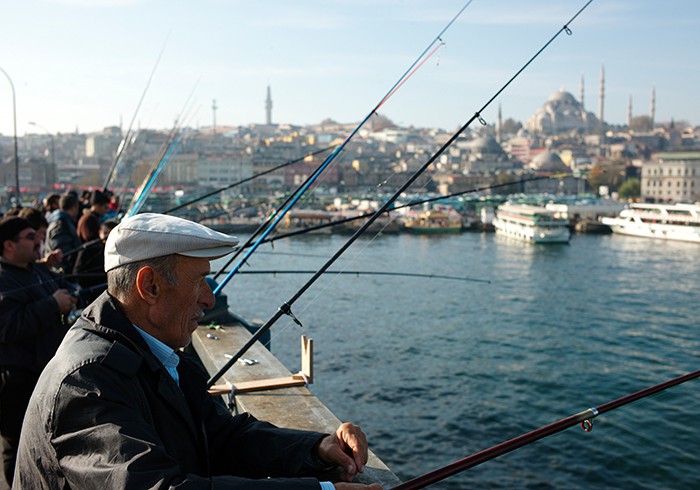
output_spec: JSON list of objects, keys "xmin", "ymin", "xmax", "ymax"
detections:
[
  {"xmin": 650, "ymin": 85, "xmax": 656, "ymax": 128},
  {"xmin": 579, "ymin": 75, "xmax": 585, "ymax": 108},
  {"xmin": 598, "ymin": 65, "xmax": 605, "ymax": 140},
  {"xmin": 496, "ymin": 103, "xmax": 502, "ymax": 143},
  {"xmin": 265, "ymin": 86, "xmax": 273, "ymax": 125},
  {"xmin": 212, "ymin": 99, "xmax": 218, "ymax": 134},
  {"xmin": 627, "ymin": 95, "xmax": 633, "ymax": 127}
]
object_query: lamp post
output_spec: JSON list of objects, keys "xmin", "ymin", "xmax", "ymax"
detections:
[
  {"xmin": 0, "ymin": 65, "xmax": 20, "ymax": 205},
  {"xmin": 29, "ymin": 121, "xmax": 56, "ymax": 187}
]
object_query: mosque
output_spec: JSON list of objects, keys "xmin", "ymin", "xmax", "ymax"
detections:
[{"xmin": 524, "ymin": 88, "xmax": 599, "ymax": 135}]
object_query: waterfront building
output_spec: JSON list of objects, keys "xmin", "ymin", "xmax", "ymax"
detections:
[{"xmin": 641, "ymin": 151, "xmax": 700, "ymax": 203}]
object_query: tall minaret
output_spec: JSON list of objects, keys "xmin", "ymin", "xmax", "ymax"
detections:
[
  {"xmin": 212, "ymin": 99, "xmax": 218, "ymax": 134},
  {"xmin": 496, "ymin": 103, "xmax": 502, "ymax": 143},
  {"xmin": 265, "ymin": 86, "xmax": 273, "ymax": 125},
  {"xmin": 650, "ymin": 85, "xmax": 656, "ymax": 129},
  {"xmin": 627, "ymin": 95, "xmax": 633, "ymax": 127},
  {"xmin": 579, "ymin": 75, "xmax": 585, "ymax": 108},
  {"xmin": 598, "ymin": 65, "xmax": 605, "ymax": 140}
]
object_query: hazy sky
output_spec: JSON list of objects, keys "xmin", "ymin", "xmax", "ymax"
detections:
[{"xmin": 1, "ymin": 0, "xmax": 698, "ymax": 136}]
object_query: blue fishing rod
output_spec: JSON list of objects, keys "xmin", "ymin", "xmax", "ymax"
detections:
[
  {"xmin": 206, "ymin": 0, "xmax": 595, "ymax": 388},
  {"xmin": 211, "ymin": 0, "xmax": 476, "ymax": 296}
]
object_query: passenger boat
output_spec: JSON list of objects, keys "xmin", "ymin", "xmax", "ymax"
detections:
[
  {"xmin": 600, "ymin": 203, "xmax": 700, "ymax": 243},
  {"xmin": 492, "ymin": 203, "xmax": 570, "ymax": 243},
  {"xmin": 402, "ymin": 208, "xmax": 462, "ymax": 234}
]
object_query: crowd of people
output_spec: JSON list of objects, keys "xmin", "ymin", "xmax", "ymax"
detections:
[{"xmin": 0, "ymin": 194, "xmax": 382, "ymax": 489}]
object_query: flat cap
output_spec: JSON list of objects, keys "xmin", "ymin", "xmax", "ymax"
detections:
[{"xmin": 104, "ymin": 213, "xmax": 239, "ymax": 272}]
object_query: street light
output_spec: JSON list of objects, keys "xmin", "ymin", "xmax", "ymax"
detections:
[
  {"xmin": 29, "ymin": 121, "xmax": 56, "ymax": 187},
  {"xmin": 0, "ymin": 65, "xmax": 20, "ymax": 205}
]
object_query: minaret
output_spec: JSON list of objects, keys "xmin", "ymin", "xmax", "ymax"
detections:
[
  {"xmin": 650, "ymin": 85, "xmax": 656, "ymax": 129},
  {"xmin": 598, "ymin": 65, "xmax": 605, "ymax": 141},
  {"xmin": 627, "ymin": 95, "xmax": 633, "ymax": 128},
  {"xmin": 212, "ymin": 99, "xmax": 218, "ymax": 134},
  {"xmin": 579, "ymin": 75, "xmax": 585, "ymax": 108},
  {"xmin": 496, "ymin": 103, "xmax": 502, "ymax": 143},
  {"xmin": 265, "ymin": 86, "xmax": 273, "ymax": 125}
]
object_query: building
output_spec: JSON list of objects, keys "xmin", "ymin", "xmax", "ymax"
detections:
[
  {"xmin": 641, "ymin": 152, "xmax": 700, "ymax": 203},
  {"xmin": 525, "ymin": 89, "xmax": 599, "ymax": 135}
]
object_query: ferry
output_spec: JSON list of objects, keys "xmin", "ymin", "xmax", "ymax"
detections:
[
  {"xmin": 600, "ymin": 203, "xmax": 700, "ymax": 243},
  {"xmin": 492, "ymin": 203, "xmax": 571, "ymax": 243}
]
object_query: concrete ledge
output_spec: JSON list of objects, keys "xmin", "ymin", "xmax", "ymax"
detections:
[{"xmin": 192, "ymin": 324, "xmax": 400, "ymax": 487}]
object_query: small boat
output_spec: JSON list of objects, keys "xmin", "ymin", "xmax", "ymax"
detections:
[
  {"xmin": 402, "ymin": 208, "xmax": 462, "ymax": 234},
  {"xmin": 600, "ymin": 203, "xmax": 700, "ymax": 243},
  {"xmin": 492, "ymin": 203, "xmax": 570, "ymax": 243}
]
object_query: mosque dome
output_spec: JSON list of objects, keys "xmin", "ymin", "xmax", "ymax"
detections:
[
  {"xmin": 524, "ymin": 89, "xmax": 599, "ymax": 135},
  {"xmin": 529, "ymin": 151, "xmax": 569, "ymax": 173},
  {"xmin": 466, "ymin": 135, "xmax": 506, "ymax": 156}
]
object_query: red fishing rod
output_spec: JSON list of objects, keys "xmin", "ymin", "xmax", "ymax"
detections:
[{"xmin": 391, "ymin": 369, "xmax": 700, "ymax": 490}]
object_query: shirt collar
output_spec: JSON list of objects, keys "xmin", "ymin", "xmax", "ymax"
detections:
[{"xmin": 133, "ymin": 325, "xmax": 180, "ymax": 375}]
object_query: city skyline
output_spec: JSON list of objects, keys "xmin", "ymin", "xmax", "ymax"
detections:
[{"xmin": 1, "ymin": 1, "xmax": 698, "ymax": 137}]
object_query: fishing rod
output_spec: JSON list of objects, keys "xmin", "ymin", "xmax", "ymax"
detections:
[
  {"xmin": 206, "ymin": 0, "xmax": 594, "ymax": 388},
  {"xmin": 102, "ymin": 36, "xmax": 169, "ymax": 192},
  {"xmin": 162, "ymin": 145, "xmax": 337, "ymax": 215},
  {"xmin": 211, "ymin": 269, "xmax": 490, "ymax": 283},
  {"xmin": 258, "ymin": 174, "xmax": 559, "ymax": 243},
  {"xmin": 209, "ymin": 0, "xmax": 474, "ymax": 294},
  {"xmin": 390, "ymin": 369, "xmax": 700, "ymax": 490},
  {"xmin": 125, "ymin": 83, "xmax": 200, "ymax": 217}
]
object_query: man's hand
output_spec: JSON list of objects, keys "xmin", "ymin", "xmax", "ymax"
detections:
[
  {"xmin": 53, "ymin": 288, "xmax": 77, "ymax": 314},
  {"xmin": 43, "ymin": 249, "xmax": 63, "ymax": 269},
  {"xmin": 317, "ymin": 422, "xmax": 370, "ymax": 482}
]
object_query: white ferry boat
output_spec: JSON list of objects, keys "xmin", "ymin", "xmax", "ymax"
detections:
[
  {"xmin": 493, "ymin": 203, "xmax": 571, "ymax": 243},
  {"xmin": 600, "ymin": 203, "xmax": 700, "ymax": 243}
]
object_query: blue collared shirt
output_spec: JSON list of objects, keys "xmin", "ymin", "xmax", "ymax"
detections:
[{"xmin": 133, "ymin": 325, "xmax": 180, "ymax": 386}]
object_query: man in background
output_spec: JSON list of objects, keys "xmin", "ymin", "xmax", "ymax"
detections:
[{"xmin": 0, "ymin": 217, "xmax": 77, "ymax": 487}]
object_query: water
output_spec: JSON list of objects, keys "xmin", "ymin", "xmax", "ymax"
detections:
[{"xmin": 218, "ymin": 231, "xmax": 700, "ymax": 489}]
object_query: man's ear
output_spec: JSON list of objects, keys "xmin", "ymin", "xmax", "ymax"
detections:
[{"xmin": 135, "ymin": 266, "xmax": 159, "ymax": 304}]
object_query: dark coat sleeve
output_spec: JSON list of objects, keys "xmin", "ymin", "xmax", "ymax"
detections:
[
  {"xmin": 47, "ymin": 356, "xmax": 325, "ymax": 489},
  {"xmin": 0, "ymin": 267, "xmax": 62, "ymax": 344}
]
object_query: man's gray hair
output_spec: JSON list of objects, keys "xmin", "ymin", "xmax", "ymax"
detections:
[{"xmin": 107, "ymin": 254, "xmax": 179, "ymax": 300}]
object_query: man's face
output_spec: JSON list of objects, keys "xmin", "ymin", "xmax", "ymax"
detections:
[
  {"xmin": 5, "ymin": 228, "xmax": 42, "ymax": 266},
  {"xmin": 94, "ymin": 203, "xmax": 110, "ymax": 217},
  {"xmin": 150, "ymin": 256, "xmax": 215, "ymax": 349}
]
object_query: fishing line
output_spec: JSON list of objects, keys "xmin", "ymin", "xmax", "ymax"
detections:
[
  {"xmin": 254, "ymin": 174, "xmax": 553, "ymax": 244},
  {"xmin": 207, "ymin": 0, "xmax": 594, "ymax": 388},
  {"xmin": 210, "ymin": 0, "xmax": 475, "ymax": 295},
  {"xmin": 102, "ymin": 34, "xmax": 170, "ymax": 192},
  {"xmin": 162, "ymin": 145, "xmax": 337, "ymax": 215}
]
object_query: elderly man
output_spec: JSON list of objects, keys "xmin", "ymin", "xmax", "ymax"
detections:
[
  {"xmin": 0, "ymin": 217, "xmax": 77, "ymax": 487},
  {"xmin": 14, "ymin": 213, "xmax": 381, "ymax": 490}
]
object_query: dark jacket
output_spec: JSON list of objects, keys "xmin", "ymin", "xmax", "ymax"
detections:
[
  {"xmin": 45, "ymin": 210, "xmax": 80, "ymax": 272},
  {"xmin": 14, "ymin": 292, "xmax": 327, "ymax": 489},
  {"xmin": 0, "ymin": 259, "xmax": 71, "ymax": 372}
]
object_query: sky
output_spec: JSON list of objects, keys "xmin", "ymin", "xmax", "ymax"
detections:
[{"xmin": 0, "ymin": 0, "xmax": 698, "ymax": 137}]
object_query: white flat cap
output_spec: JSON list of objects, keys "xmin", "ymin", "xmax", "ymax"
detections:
[{"xmin": 104, "ymin": 213, "xmax": 239, "ymax": 272}]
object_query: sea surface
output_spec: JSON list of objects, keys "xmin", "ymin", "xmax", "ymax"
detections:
[{"xmin": 218, "ymin": 230, "xmax": 700, "ymax": 489}]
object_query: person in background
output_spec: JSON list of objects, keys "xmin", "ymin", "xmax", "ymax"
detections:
[
  {"xmin": 41, "ymin": 193, "xmax": 60, "ymax": 220},
  {"xmin": 76, "ymin": 190, "xmax": 110, "ymax": 243},
  {"xmin": 45, "ymin": 193, "xmax": 81, "ymax": 272},
  {"xmin": 0, "ymin": 217, "xmax": 77, "ymax": 487},
  {"xmin": 72, "ymin": 219, "xmax": 117, "ymax": 303},
  {"xmin": 14, "ymin": 213, "xmax": 381, "ymax": 490}
]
